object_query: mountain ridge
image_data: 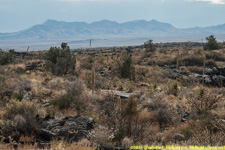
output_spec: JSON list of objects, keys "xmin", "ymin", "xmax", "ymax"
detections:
[
  {"xmin": 1, "ymin": 19, "xmax": 225, "ymax": 50},
  {"xmin": 0, "ymin": 19, "xmax": 179, "ymax": 40}
]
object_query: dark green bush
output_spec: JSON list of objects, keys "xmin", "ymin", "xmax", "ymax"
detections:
[
  {"xmin": 205, "ymin": 59, "xmax": 217, "ymax": 67},
  {"xmin": 144, "ymin": 39, "xmax": 156, "ymax": 53},
  {"xmin": 51, "ymin": 79, "xmax": 85, "ymax": 112},
  {"xmin": 51, "ymin": 93, "xmax": 85, "ymax": 112},
  {"xmin": 3, "ymin": 100, "xmax": 44, "ymax": 136},
  {"xmin": 14, "ymin": 93, "xmax": 24, "ymax": 101},
  {"xmin": 51, "ymin": 94, "xmax": 74, "ymax": 110},
  {"xmin": 181, "ymin": 55, "xmax": 203, "ymax": 66},
  {"xmin": 179, "ymin": 54, "xmax": 217, "ymax": 67},
  {"xmin": 168, "ymin": 82, "xmax": 180, "ymax": 96},
  {"xmin": 204, "ymin": 35, "xmax": 221, "ymax": 50},
  {"xmin": 80, "ymin": 55, "xmax": 94, "ymax": 70},
  {"xmin": 0, "ymin": 50, "xmax": 14, "ymax": 65},
  {"xmin": 45, "ymin": 43, "xmax": 76, "ymax": 76},
  {"xmin": 189, "ymin": 89, "xmax": 222, "ymax": 117},
  {"xmin": 153, "ymin": 58, "xmax": 177, "ymax": 66},
  {"xmin": 117, "ymin": 52, "xmax": 135, "ymax": 80},
  {"xmin": 206, "ymin": 52, "xmax": 225, "ymax": 61},
  {"xmin": 15, "ymin": 67, "xmax": 26, "ymax": 74}
]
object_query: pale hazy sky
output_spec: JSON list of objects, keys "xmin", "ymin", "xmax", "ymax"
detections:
[{"xmin": 0, "ymin": 0, "xmax": 225, "ymax": 32}]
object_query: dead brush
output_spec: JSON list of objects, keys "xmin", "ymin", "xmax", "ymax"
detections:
[
  {"xmin": 89, "ymin": 125, "xmax": 114, "ymax": 146},
  {"xmin": 134, "ymin": 65, "xmax": 152, "ymax": 78},
  {"xmin": 189, "ymin": 88, "xmax": 223, "ymax": 115},
  {"xmin": 92, "ymin": 66, "xmax": 95, "ymax": 95},
  {"xmin": 188, "ymin": 119, "xmax": 225, "ymax": 145}
]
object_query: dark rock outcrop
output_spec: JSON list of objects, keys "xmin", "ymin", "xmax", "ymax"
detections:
[
  {"xmin": 163, "ymin": 65, "xmax": 225, "ymax": 87},
  {"xmin": 173, "ymin": 133, "xmax": 185, "ymax": 142},
  {"xmin": 182, "ymin": 112, "xmax": 190, "ymax": 122},
  {"xmin": 26, "ymin": 61, "xmax": 42, "ymax": 71},
  {"xmin": 23, "ymin": 92, "xmax": 34, "ymax": 101},
  {"xmin": 98, "ymin": 146, "xmax": 128, "ymax": 150},
  {"xmin": 36, "ymin": 115, "xmax": 95, "ymax": 143}
]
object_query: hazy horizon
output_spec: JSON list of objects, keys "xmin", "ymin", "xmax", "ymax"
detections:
[
  {"xmin": 1, "ymin": 0, "xmax": 225, "ymax": 32},
  {"xmin": 2, "ymin": 18, "xmax": 225, "ymax": 34}
]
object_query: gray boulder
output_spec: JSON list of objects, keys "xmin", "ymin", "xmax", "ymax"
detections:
[
  {"xmin": 173, "ymin": 133, "xmax": 185, "ymax": 142},
  {"xmin": 37, "ymin": 115, "xmax": 95, "ymax": 143},
  {"xmin": 182, "ymin": 112, "xmax": 190, "ymax": 122},
  {"xmin": 23, "ymin": 92, "xmax": 34, "ymax": 101}
]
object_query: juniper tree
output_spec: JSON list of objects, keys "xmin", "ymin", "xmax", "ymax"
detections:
[{"xmin": 204, "ymin": 35, "xmax": 220, "ymax": 50}]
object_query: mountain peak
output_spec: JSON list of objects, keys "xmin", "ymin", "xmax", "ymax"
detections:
[
  {"xmin": 99, "ymin": 19, "xmax": 115, "ymax": 23},
  {"xmin": 1, "ymin": 19, "xmax": 225, "ymax": 44},
  {"xmin": 92, "ymin": 20, "xmax": 119, "ymax": 24},
  {"xmin": 44, "ymin": 19, "xmax": 63, "ymax": 25},
  {"xmin": 150, "ymin": 19, "xmax": 158, "ymax": 22}
]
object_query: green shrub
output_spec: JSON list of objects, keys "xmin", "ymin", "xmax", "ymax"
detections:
[
  {"xmin": 145, "ymin": 93, "xmax": 173, "ymax": 128},
  {"xmin": 117, "ymin": 52, "xmax": 135, "ymax": 80},
  {"xmin": 205, "ymin": 59, "xmax": 217, "ymax": 67},
  {"xmin": 51, "ymin": 94, "xmax": 74, "ymax": 110},
  {"xmin": 189, "ymin": 89, "xmax": 222, "ymax": 116},
  {"xmin": 199, "ymin": 87, "xmax": 208, "ymax": 98},
  {"xmin": 51, "ymin": 93, "xmax": 86, "ymax": 113},
  {"xmin": 0, "ymin": 50, "xmax": 14, "ymax": 65},
  {"xmin": 197, "ymin": 108, "xmax": 208, "ymax": 115},
  {"xmin": 167, "ymin": 82, "xmax": 180, "ymax": 96},
  {"xmin": 144, "ymin": 39, "xmax": 156, "ymax": 53},
  {"xmin": 204, "ymin": 35, "xmax": 221, "ymax": 50},
  {"xmin": 153, "ymin": 57, "xmax": 177, "ymax": 66},
  {"xmin": 80, "ymin": 55, "xmax": 94, "ymax": 70},
  {"xmin": 15, "ymin": 67, "xmax": 26, "ymax": 74},
  {"xmin": 51, "ymin": 79, "xmax": 85, "ymax": 112},
  {"xmin": 3, "ymin": 100, "xmax": 45, "ymax": 136},
  {"xmin": 181, "ymin": 55, "xmax": 203, "ymax": 66},
  {"xmin": 13, "ymin": 79, "xmax": 32, "ymax": 95},
  {"xmin": 14, "ymin": 93, "xmax": 24, "ymax": 101},
  {"xmin": 114, "ymin": 97, "xmax": 138, "ymax": 141},
  {"xmin": 45, "ymin": 43, "xmax": 76, "ymax": 76},
  {"xmin": 206, "ymin": 52, "xmax": 225, "ymax": 61},
  {"xmin": 123, "ymin": 97, "xmax": 138, "ymax": 117},
  {"xmin": 118, "ymin": 84, "xmax": 124, "ymax": 91},
  {"xmin": 6, "ymin": 100, "xmax": 39, "ymax": 119}
]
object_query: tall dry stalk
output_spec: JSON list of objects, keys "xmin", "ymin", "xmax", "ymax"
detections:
[
  {"xmin": 202, "ymin": 51, "xmax": 206, "ymax": 86},
  {"xmin": 91, "ymin": 66, "xmax": 95, "ymax": 96},
  {"xmin": 21, "ymin": 53, "xmax": 23, "ymax": 60},
  {"xmin": 115, "ymin": 96, "xmax": 122, "ymax": 131},
  {"xmin": 117, "ymin": 96, "xmax": 122, "ymax": 113},
  {"xmin": 220, "ymin": 68, "xmax": 222, "ymax": 88},
  {"xmin": 176, "ymin": 49, "xmax": 180, "ymax": 81},
  {"xmin": 26, "ymin": 46, "xmax": 29, "ymax": 58},
  {"xmin": 32, "ymin": 51, "xmax": 34, "ymax": 60}
]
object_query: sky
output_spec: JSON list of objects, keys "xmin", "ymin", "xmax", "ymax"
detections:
[{"xmin": 0, "ymin": 0, "xmax": 225, "ymax": 33}]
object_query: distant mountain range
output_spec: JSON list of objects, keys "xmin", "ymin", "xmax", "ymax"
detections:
[{"xmin": 0, "ymin": 19, "xmax": 225, "ymax": 50}]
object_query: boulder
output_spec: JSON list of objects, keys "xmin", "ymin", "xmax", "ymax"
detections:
[
  {"xmin": 23, "ymin": 92, "xmax": 34, "ymax": 101},
  {"xmin": 173, "ymin": 133, "xmax": 185, "ymax": 142},
  {"xmin": 163, "ymin": 65, "xmax": 225, "ymax": 87},
  {"xmin": 26, "ymin": 61, "xmax": 42, "ymax": 71},
  {"xmin": 99, "ymin": 146, "xmax": 128, "ymax": 150},
  {"xmin": 39, "ymin": 129, "xmax": 57, "ymax": 141},
  {"xmin": 37, "ymin": 115, "xmax": 95, "ymax": 143},
  {"xmin": 182, "ymin": 112, "xmax": 190, "ymax": 122}
]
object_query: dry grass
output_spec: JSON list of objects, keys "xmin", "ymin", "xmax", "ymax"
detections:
[
  {"xmin": 0, "ymin": 139, "xmax": 96, "ymax": 150},
  {"xmin": 0, "ymin": 45, "xmax": 225, "ymax": 148}
]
